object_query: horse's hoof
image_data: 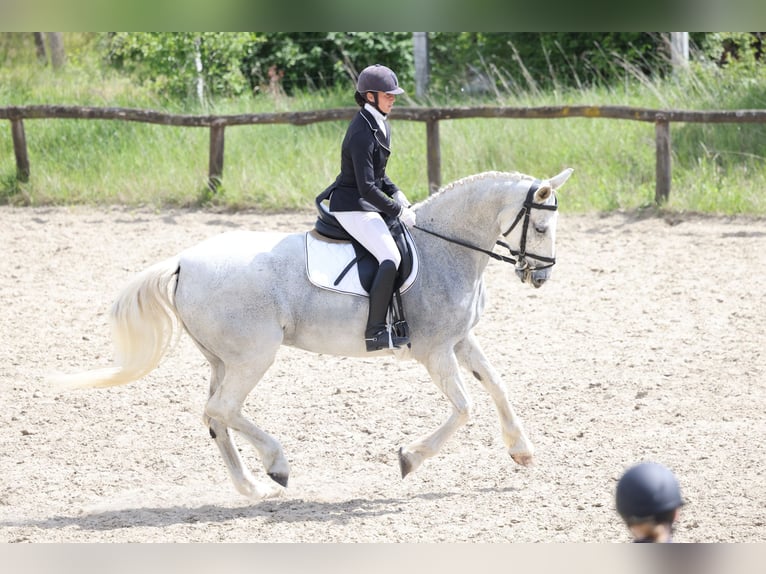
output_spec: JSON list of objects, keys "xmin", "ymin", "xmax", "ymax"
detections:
[
  {"xmin": 511, "ymin": 453, "xmax": 535, "ymax": 467},
  {"xmin": 268, "ymin": 472, "xmax": 289, "ymax": 487},
  {"xmin": 398, "ymin": 447, "xmax": 413, "ymax": 479}
]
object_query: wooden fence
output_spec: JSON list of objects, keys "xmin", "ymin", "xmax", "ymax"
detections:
[{"xmin": 3, "ymin": 104, "xmax": 766, "ymax": 203}]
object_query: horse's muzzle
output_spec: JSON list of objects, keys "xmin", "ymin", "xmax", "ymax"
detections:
[{"xmin": 516, "ymin": 265, "xmax": 551, "ymax": 288}]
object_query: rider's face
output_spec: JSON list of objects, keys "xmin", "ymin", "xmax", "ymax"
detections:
[{"xmin": 367, "ymin": 91, "xmax": 396, "ymax": 114}]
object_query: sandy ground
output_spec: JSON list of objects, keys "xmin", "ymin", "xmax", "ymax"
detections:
[{"xmin": 0, "ymin": 205, "xmax": 764, "ymax": 543}]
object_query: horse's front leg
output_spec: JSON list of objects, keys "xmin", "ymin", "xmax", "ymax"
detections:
[
  {"xmin": 455, "ymin": 331, "xmax": 534, "ymax": 466},
  {"xmin": 399, "ymin": 348, "xmax": 472, "ymax": 478}
]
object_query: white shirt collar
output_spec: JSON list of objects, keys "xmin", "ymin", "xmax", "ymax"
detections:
[{"xmin": 364, "ymin": 103, "xmax": 387, "ymax": 138}]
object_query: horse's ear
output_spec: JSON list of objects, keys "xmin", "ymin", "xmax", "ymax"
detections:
[
  {"xmin": 535, "ymin": 184, "xmax": 553, "ymax": 203},
  {"xmin": 549, "ymin": 167, "xmax": 574, "ymax": 190}
]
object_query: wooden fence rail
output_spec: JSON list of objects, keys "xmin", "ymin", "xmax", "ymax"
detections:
[{"xmin": 3, "ymin": 104, "xmax": 766, "ymax": 202}]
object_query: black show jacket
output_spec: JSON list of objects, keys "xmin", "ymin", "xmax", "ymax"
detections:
[{"xmin": 325, "ymin": 107, "xmax": 403, "ymax": 218}]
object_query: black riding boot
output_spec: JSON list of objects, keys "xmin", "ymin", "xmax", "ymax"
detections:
[{"xmin": 365, "ymin": 260, "xmax": 409, "ymax": 351}]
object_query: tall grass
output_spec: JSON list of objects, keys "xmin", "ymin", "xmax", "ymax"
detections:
[{"xmin": 2, "ymin": 37, "xmax": 766, "ymax": 214}]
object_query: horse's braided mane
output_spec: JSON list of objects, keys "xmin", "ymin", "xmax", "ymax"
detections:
[{"xmin": 419, "ymin": 170, "xmax": 532, "ymax": 207}]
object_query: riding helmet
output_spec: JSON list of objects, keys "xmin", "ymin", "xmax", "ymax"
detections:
[
  {"xmin": 616, "ymin": 462, "xmax": 684, "ymax": 522},
  {"xmin": 356, "ymin": 64, "xmax": 405, "ymax": 95}
]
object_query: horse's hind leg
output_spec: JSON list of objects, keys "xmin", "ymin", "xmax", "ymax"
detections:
[
  {"xmin": 207, "ymin": 420, "xmax": 283, "ymax": 499},
  {"xmin": 399, "ymin": 347, "xmax": 473, "ymax": 478},
  {"xmin": 202, "ymin": 358, "xmax": 283, "ymax": 499},
  {"xmin": 454, "ymin": 331, "xmax": 534, "ymax": 466},
  {"xmin": 203, "ymin": 347, "xmax": 290, "ymax": 498}
]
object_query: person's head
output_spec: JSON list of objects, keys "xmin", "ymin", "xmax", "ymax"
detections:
[
  {"xmin": 354, "ymin": 64, "xmax": 404, "ymax": 114},
  {"xmin": 615, "ymin": 461, "xmax": 684, "ymax": 543}
]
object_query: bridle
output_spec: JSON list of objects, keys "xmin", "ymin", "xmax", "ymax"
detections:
[{"xmin": 413, "ymin": 180, "xmax": 558, "ymax": 271}]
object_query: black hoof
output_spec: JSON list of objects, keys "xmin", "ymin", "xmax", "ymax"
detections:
[
  {"xmin": 268, "ymin": 472, "xmax": 289, "ymax": 487},
  {"xmin": 398, "ymin": 447, "xmax": 412, "ymax": 479}
]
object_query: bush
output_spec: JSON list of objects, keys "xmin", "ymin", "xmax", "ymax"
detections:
[
  {"xmin": 106, "ymin": 32, "xmax": 253, "ymax": 101},
  {"xmin": 240, "ymin": 32, "xmax": 414, "ymax": 95}
]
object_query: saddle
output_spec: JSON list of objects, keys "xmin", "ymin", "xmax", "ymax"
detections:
[
  {"xmin": 313, "ymin": 188, "xmax": 415, "ymax": 293},
  {"xmin": 313, "ymin": 188, "xmax": 416, "ymax": 346}
]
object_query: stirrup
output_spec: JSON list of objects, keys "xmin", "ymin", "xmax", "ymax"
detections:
[{"xmin": 365, "ymin": 328, "xmax": 409, "ymax": 352}]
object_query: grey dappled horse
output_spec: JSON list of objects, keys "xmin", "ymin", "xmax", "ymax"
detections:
[{"xmin": 55, "ymin": 168, "xmax": 573, "ymax": 499}]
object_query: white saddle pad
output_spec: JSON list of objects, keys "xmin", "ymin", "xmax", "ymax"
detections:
[{"xmin": 305, "ymin": 229, "xmax": 419, "ymax": 297}]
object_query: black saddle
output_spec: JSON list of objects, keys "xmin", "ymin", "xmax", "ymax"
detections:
[{"xmin": 314, "ymin": 187, "xmax": 414, "ymax": 293}]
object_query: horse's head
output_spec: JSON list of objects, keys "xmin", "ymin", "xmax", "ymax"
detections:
[{"xmin": 499, "ymin": 168, "xmax": 573, "ymax": 288}]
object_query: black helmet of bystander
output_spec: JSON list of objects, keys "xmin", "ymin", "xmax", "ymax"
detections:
[{"xmin": 616, "ymin": 461, "xmax": 684, "ymax": 524}]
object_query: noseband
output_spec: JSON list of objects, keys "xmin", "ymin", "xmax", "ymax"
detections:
[{"xmin": 414, "ymin": 179, "xmax": 558, "ymax": 270}]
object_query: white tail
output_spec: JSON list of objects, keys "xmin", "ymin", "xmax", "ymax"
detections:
[{"xmin": 53, "ymin": 256, "xmax": 181, "ymax": 390}]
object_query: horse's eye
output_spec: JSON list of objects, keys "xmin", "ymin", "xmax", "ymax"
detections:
[{"xmin": 534, "ymin": 224, "xmax": 547, "ymax": 234}]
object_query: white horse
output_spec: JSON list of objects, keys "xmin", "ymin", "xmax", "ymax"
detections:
[{"xmin": 54, "ymin": 168, "xmax": 573, "ymax": 499}]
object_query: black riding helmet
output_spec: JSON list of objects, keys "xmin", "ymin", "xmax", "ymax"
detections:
[
  {"xmin": 616, "ymin": 462, "xmax": 684, "ymax": 523},
  {"xmin": 357, "ymin": 64, "xmax": 405, "ymax": 95},
  {"xmin": 355, "ymin": 64, "xmax": 405, "ymax": 109}
]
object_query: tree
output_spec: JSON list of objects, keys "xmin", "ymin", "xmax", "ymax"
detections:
[
  {"xmin": 413, "ymin": 32, "xmax": 429, "ymax": 98},
  {"xmin": 33, "ymin": 33, "xmax": 65, "ymax": 69},
  {"xmin": 33, "ymin": 33, "xmax": 46, "ymax": 64},
  {"xmin": 106, "ymin": 33, "xmax": 251, "ymax": 101},
  {"xmin": 47, "ymin": 33, "xmax": 65, "ymax": 69},
  {"xmin": 670, "ymin": 32, "xmax": 689, "ymax": 74}
]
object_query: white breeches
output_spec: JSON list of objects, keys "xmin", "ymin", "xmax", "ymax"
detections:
[{"xmin": 331, "ymin": 210, "xmax": 401, "ymax": 268}]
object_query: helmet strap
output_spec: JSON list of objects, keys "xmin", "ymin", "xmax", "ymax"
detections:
[{"xmin": 366, "ymin": 92, "xmax": 384, "ymax": 115}]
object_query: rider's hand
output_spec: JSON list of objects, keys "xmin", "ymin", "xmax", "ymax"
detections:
[
  {"xmin": 393, "ymin": 190, "xmax": 411, "ymax": 208},
  {"xmin": 399, "ymin": 207, "xmax": 417, "ymax": 227}
]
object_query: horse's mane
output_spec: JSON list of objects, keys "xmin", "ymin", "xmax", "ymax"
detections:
[{"xmin": 418, "ymin": 171, "xmax": 532, "ymax": 208}]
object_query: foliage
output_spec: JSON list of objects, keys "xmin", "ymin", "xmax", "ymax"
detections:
[
  {"xmin": 695, "ymin": 32, "xmax": 765, "ymax": 71},
  {"xmin": 103, "ymin": 32, "xmax": 414, "ymax": 101},
  {"xmin": 427, "ymin": 33, "xmax": 693, "ymax": 97},
  {"xmin": 240, "ymin": 32, "xmax": 414, "ymax": 95},
  {"xmin": 5, "ymin": 32, "xmax": 766, "ymax": 105},
  {"xmin": 106, "ymin": 32, "xmax": 254, "ymax": 101}
]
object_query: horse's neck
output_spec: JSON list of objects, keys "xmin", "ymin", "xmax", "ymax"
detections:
[{"xmin": 418, "ymin": 176, "xmax": 519, "ymax": 249}]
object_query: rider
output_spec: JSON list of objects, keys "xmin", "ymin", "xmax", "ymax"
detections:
[
  {"xmin": 322, "ymin": 64, "xmax": 417, "ymax": 352},
  {"xmin": 615, "ymin": 461, "xmax": 685, "ymax": 542}
]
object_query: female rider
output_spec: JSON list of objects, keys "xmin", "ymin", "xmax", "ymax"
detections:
[{"xmin": 321, "ymin": 64, "xmax": 417, "ymax": 352}]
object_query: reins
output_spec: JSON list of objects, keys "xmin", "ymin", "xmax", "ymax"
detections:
[
  {"xmin": 413, "ymin": 225, "xmax": 519, "ymax": 265},
  {"xmin": 413, "ymin": 180, "xmax": 558, "ymax": 270}
]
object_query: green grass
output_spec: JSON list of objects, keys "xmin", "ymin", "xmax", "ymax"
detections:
[{"xmin": 2, "ymin": 41, "xmax": 766, "ymax": 215}]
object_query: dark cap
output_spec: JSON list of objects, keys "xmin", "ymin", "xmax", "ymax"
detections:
[
  {"xmin": 616, "ymin": 462, "xmax": 684, "ymax": 523},
  {"xmin": 356, "ymin": 64, "xmax": 405, "ymax": 95}
]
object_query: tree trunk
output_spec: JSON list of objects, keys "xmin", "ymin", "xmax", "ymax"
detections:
[
  {"xmin": 33, "ymin": 33, "xmax": 47, "ymax": 64},
  {"xmin": 46, "ymin": 33, "xmax": 66, "ymax": 69},
  {"xmin": 413, "ymin": 32, "xmax": 429, "ymax": 99},
  {"xmin": 670, "ymin": 32, "xmax": 689, "ymax": 75}
]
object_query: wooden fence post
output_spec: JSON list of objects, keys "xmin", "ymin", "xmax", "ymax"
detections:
[
  {"xmin": 426, "ymin": 118, "xmax": 441, "ymax": 194},
  {"xmin": 655, "ymin": 118, "xmax": 671, "ymax": 204},
  {"xmin": 11, "ymin": 118, "xmax": 30, "ymax": 182},
  {"xmin": 208, "ymin": 123, "xmax": 225, "ymax": 192}
]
